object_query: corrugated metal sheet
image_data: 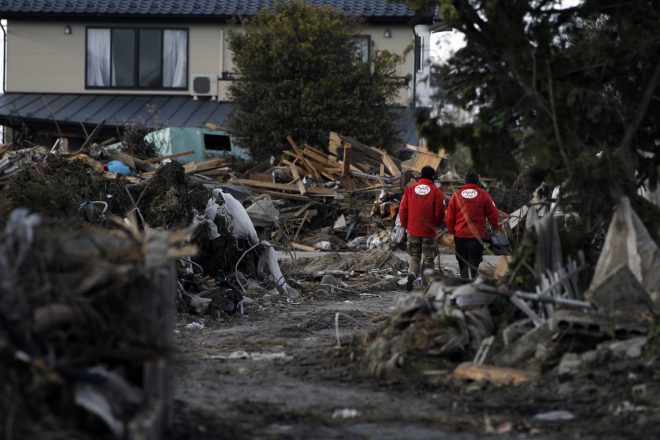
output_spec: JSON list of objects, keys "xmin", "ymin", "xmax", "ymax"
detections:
[
  {"xmin": 0, "ymin": 93, "xmax": 233, "ymax": 129},
  {"xmin": 0, "ymin": 92, "xmax": 419, "ymax": 145}
]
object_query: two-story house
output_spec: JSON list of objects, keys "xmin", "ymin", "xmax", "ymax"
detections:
[{"xmin": 0, "ymin": 0, "xmax": 433, "ymax": 149}]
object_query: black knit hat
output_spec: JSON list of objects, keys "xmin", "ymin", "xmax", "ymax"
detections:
[
  {"xmin": 420, "ymin": 166, "xmax": 436, "ymax": 180},
  {"xmin": 465, "ymin": 170, "xmax": 480, "ymax": 184}
]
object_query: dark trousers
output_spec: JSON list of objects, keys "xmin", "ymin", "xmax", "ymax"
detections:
[{"xmin": 454, "ymin": 237, "xmax": 483, "ymax": 279}]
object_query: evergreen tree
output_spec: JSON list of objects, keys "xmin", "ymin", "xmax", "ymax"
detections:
[
  {"xmin": 227, "ymin": 1, "xmax": 405, "ymax": 161},
  {"xmin": 407, "ymin": 0, "xmax": 660, "ymax": 235}
]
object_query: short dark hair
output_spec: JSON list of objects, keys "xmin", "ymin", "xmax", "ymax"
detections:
[
  {"xmin": 465, "ymin": 170, "xmax": 479, "ymax": 184},
  {"xmin": 420, "ymin": 166, "xmax": 436, "ymax": 180}
]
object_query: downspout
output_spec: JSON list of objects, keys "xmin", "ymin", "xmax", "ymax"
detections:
[
  {"xmin": 218, "ymin": 29, "xmax": 224, "ymax": 102},
  {"xmin": 411, "ymin": 27, "xmax": 417, "ymax": 108},
  {"xmin": 1, "ymin": 20, "xmax": 6, "ymax": 143}
]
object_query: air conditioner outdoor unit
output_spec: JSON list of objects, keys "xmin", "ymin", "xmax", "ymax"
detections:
[{"xmin": 191, "ymin": 74, "xmax": 218, "ymax": 98}]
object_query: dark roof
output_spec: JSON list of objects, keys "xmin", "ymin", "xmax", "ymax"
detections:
[
  {"xmin": 0, "ymin": 1, "xmax": 416, "ymax": 22},
  {"xmin": 0, "ymin": 93, "xmax": 233, "ymax": 131},
  {"xmin": 0, "ymin": 92, "xmax": 420, "ymax": 144}
]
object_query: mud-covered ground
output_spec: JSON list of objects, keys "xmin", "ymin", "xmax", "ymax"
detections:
[{"xmin": 170, "ymin": 255, "xmax": 660, "ymax": 439}]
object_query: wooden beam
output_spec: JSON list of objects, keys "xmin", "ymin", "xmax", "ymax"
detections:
[
  {"xmin": 184, "ymin": 158, "xmax": 232, "ymax": 174},
  {"xmin": 145, "ymin": 149, "xmax": 195, "ymax": 163},
  {"xmin": 452, "ymin": 362, "xmax": 539, "ymax": 385},
  {"xmin": 236, "ymin": 178, "xmax": 334, "ymax": 195},
  {"xmin": 78, "ymin": 118, "xmax": 105, "ymax": 151},
  {"xmin": 248, "ymin": 189, "xmax": 310, "ymax": 201},
  {"xmin": 292, "ymin": 242, "xmax": 316, "ymax": 252},
  {"xmin": 341, "ymin": 143, "xmax": 352, "ymax": 178},
  {"xmin": 381, "ymin": 152, "xmax": 401, "ymax": 176},
  {"xmin": 282, "ymin": 159, "xmax": 307, "ymax": 195},
  {"xmin": 292, "ymin": 210, "xmax": 310, "ymax": 242},
  {"xmin": 287, "ymin": 136, "xmax": 321, "ymax": 180}
]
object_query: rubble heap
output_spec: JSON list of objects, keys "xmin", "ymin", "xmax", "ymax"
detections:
[{"xmin": 358, "ymin": 198, "xmax": 660, "ymax": 391}]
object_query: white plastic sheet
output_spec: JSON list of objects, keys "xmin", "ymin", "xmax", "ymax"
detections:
[
  {"xmin": 214, "ymin": 189, "xmax": 291, "ymax": 294},
  {"xmin": 589, "ymin": 197, "xmax": 660, "ymax": 305}
]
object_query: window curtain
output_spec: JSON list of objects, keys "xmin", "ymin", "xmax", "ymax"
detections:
[
  {"xmin": 86, "ymin": 29, "xmax": 111, "ymax": 86},
  {"xmin": 163, "ymin": 30, "xmax": 187, "ymax": 88}
]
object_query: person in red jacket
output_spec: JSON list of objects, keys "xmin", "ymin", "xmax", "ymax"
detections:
[
  {"xmin": 399, "ymin": 166, "xmax": 445, "ymax": 291},
  {"xmin": 446, "ymin": 170, "xmax": 499, "ymax": 279}
]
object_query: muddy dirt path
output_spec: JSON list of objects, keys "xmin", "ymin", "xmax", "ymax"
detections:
[
  {"xmin": 171, "ymin": 291, "xmax": 480, "ymax": 439},
  {"xmin": 170, "ymin": 255, "xmax": 660, "ymax": 439}
]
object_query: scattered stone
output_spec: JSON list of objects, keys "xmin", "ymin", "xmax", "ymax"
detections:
[
  {"xmin": 533, "ymin": 410, "xmax": 575, "ymax": 421},
  {"xmin": 558, "ymin": 353, "xmax": 582, "ymax": 379},
  {"xmin": 602, "ymin": 337, "xmax": 648, "ymax": 359}
]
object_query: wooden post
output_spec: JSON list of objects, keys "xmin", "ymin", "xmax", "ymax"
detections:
[{"xmin": 341, "ymin": 143, "xmax": 352, "ymax": 178}]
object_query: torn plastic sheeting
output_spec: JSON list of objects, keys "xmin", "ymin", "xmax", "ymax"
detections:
[
  {"xmin": 214, "ymin": 189, "xmax": 291, "ymax": 294},
  {"xmin": 245, "ymin": 194, "xmax": 280, "ymax": 228},
  {"xmin": 215, "ymin": 188, "xmax": 258, "ymax": 242},
  {"xmin": 189, "ymin": 198, "xmax": 221, "ymax": 240},
  {"xmin": 588, "ymin": 197, "xmax": 660, "ymax": 305},
  {"xmin": 0, "ymin": 208, "xmax": 41, "ymax": 289},
  {"xmin": 389, "ymin": 215, "xmax": 406, "ymax": 245},
  {"xmin": 75, "ymin": 383, "xmax": 125, "ymax": 438}
]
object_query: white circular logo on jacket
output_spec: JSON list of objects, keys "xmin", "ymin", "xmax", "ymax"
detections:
[
  {"xmin": 461, "ymin": 189, "xmax": 478, "ymax": 199},
  {"xmin": 415, "ymin": 184, "xmax": 431, "ymax": 195}
]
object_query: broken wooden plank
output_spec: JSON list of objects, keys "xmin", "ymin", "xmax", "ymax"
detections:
[
  {"xmin": 452, "ymin": 362, "xmax": 539, "ymax": 385},
  {"xmin": 292, "ymin": 210, "xmax": 310, "ymax": 242},
  {"xmin": 79, "ymin": 119, "xmax": 105, "ymax": 152},
  {"xmin": 292, "ymin": 242, "xmax": 316, "ymax": 252},
  {"xmin": 247, "ymin": 189, "xmax": 310, "ymax": 202},
  {"xmin": 341, "ymin": 143, "xmax": 352, "ymax": 178},
  {"xmin": 248, "ymin": 172, "xmax": 273, "ymax": 182},
  {"xmin": 282, "ymin": 159, "xmax": 307, "ymax": 195},
  {"xmin": 184, "ymin": 158, "xmax": 232, "ymax": 174},
  {"xmin": 381, "ymin": 152, "xmax": 401, "ymax": 176},
  {"xmin": 145, "ymin": 150, "xmax": 195, "ymax": 163},
  {"xmin": 287, "ymin": 137, "xmax": 321, "ymax": 180},
  {"xmin": 302, "ymin": 145, "xmax": 330, "ymax": 164},
  {"xmin": 237, "ymin": 179, "xmax": 334, "ymax": 195}
]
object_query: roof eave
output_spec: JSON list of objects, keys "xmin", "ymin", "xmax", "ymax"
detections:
[{"xmin": 0, "ymin": 12, "xmax": 422, "ymax": 25}]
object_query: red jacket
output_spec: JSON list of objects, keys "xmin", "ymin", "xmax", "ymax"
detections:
[
  {"xmin": 399, "ymin": 178, "xmax": 445, "ymax": 238},
  {"xmin": 446, "ymin": 184, "xmax": 499, "ymax": 239}
]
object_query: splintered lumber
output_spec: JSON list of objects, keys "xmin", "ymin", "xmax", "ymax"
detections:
[
  {"xmin": 302, "ymin": 144, "xmax": 330, "ymax": 164},
  {"xmin": 402, "ymin": 147, "xmax": 448, "ymax": 173},
  {"xmin": 184, "ymin": 158, "xmax": 232, "ymax": 174},
  {"xmin": 236, "ymin": 179, "xmax": 335, "ymax": 196},
  {"xmin": 341, "ymin": 143, "xmax": 352, "ymax": 177},
  {"xmin": 381, "ymin": 152, "xmax": 400, "ymax": 176},
  {"xmin": 145, "ymin": 150, "xmax": 195, "ymax": 163},
  {"xmin": 292, "ymin": 242, "xmax": 316, "ymax": 252},
  {"xmin": 249, "ymin": 172, "xmax": 273, "ymax": 182},
  {"xmin": 292, "ymin": 210, "xmax": 310, "ymax": 241},
  {"xmin": 79, "ymin": 118, "xmax": 105, "ymax": 151},
  {"xmin": 287, "ymin": 136, "xmax": 321, "ymax": 180},
  {"xmin": 328, "ymin": 131, "xmax": 402, "ymax": 177},
  {"xmin": 452, "ymin": 362, "xmax": 539, "ymax": 385},
  {"xmin": 282, "ymin": 159, "xmax": 307, "ymax": 195},
  {"xmin": 249, "ymin": 189, "xmax": 310, "ymax": 201}
]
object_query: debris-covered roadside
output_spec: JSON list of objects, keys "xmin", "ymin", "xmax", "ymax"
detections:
[
  {"xmin": 337, "ymin": 195, "xmax": 660, "ymax": 436},
  {"xmin": 0, "ymin": 129, "xmax": 451, "ymax": 438},
  {"xmin": 2, "ymin": 125, "xmax": 659, "ymax": 439}
]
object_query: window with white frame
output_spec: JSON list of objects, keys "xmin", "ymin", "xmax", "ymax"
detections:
[{"xmin": 86, "ymin": 27, "xmax": 188, "ymax": 89}]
